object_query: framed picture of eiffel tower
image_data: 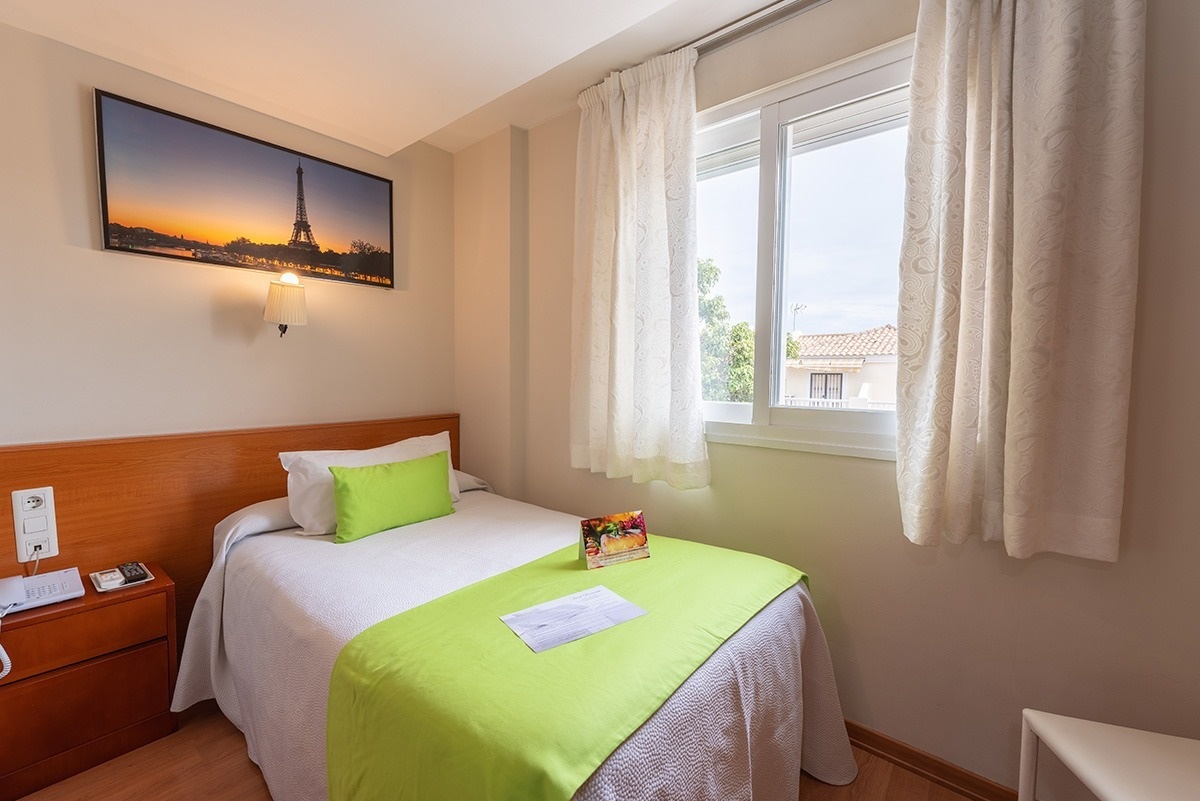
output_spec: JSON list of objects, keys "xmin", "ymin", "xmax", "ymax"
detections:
[{"xmin": 94, "ymin": 90, "xmax": 394, "ymax": 288}]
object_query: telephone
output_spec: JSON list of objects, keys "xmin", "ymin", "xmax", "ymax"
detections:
[{"xmin": 0, "ymin": 567, "xmax": 85, "ymax": 679}]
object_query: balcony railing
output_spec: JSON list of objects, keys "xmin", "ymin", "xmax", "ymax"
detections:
[{"xmin": 780, "ymin": 397, "xmax": 896, "ymax": 411}]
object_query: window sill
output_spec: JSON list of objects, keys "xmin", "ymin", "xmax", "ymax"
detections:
[{"xmin": 704, "ymin": 419, "xmax": 896, "ymax": 461}]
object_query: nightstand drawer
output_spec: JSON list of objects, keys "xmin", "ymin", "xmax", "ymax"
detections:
[
  {"xmin": 0, "ymin": 640, "xmax": 170, "ymax": 775},
  {"xmin": 0, "ymin": 592, "xmax": 166, "ymax": 687}
]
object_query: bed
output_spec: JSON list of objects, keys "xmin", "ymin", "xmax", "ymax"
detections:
[{"xmin": 172, "ymin": 464, "xmax": 857, "ymax": 800}]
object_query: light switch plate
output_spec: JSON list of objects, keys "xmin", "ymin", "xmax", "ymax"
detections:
[{"xmin": 11, "ymin": 487, "xmax": 59, "ymax": 562}]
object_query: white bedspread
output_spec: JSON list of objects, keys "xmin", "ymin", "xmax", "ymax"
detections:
[{"xmin": 173, "ymin": 491, "xmax": 856, "ymax": 801}]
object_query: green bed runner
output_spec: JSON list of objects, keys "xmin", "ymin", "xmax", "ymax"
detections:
[{"xmin": 326, "ymin": 535, "xmax": 805, "ymax": 801}]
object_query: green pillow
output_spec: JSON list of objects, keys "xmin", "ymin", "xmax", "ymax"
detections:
[{"xmin": 329, "ymin": 451, "xmax": 454, "ymax": 543}]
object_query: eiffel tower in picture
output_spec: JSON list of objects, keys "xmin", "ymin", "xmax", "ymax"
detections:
[{"xmin": 288, "ymin": 159, "xmax": 320, "ymax": 251}]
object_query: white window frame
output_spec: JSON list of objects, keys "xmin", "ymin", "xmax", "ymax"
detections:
[{"xmin": 696, "ymin": 37, "xmax": 913, "ymax": 461}]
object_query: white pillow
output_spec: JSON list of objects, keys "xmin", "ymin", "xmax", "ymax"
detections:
[
  {"xmin": 453, "ymin": 469, "xmax": 493, "ymax": 494},
  {"xmin": 279, "ymin": 431, "xmax": 460, "ymax": 535}
]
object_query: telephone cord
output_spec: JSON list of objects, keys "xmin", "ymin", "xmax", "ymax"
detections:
[
  {"xmin": 1, "ymin": 557, "xmax": 47, "ymax": 680},
  {"xmin": 0, "ymin": 609, "xmax": 10, "ymax": 679}
]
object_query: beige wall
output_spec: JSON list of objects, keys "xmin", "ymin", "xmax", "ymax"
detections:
[
  {"xmin": 0, "ymin": 22, "xmax": 455, "ymax": 446},
  {"xmin": 453, "ymin": 126, "xmax": 529, "ymax": 495},
  {"xmin": 513, "ymin": 2, "xmax": 1200, "ymax": 799}
]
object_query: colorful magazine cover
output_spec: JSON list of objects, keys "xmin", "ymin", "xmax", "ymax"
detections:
[{"xmin": 580, "ymin": 510, "xmax": 650, "ymax": 569}]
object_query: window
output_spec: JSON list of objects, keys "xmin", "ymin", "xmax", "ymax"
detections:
[
  {"xmin": 809, "ymin": 373, "xmax": 843, "ymax": 401},
  {"xmin": 695, "ymin": 40, "xmax": 912, "ymax": 460}
]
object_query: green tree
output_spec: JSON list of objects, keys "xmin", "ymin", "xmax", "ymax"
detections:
[
  {"xmin": 698, "ymin": 257, "xmax": 732, "ymax": 401},
  {"xmin": 697, "ymin": 256, "xmax": 756, "ymax": 403},
  {"xmin": 728, "ymin": 322, "xmax": 755, "ymax": 402},
  {"xmin": 786, "ymin": 331, "xmax": 800, "ymax": 360}
]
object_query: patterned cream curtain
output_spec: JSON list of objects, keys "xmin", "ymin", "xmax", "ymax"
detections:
[
  {"xmin": 569, "ymin": 47, "xmax": 710, "ymax": 490},
  {"xmin": 897, "ymin": 0, "xmax": 1145, "ymax": 560}
]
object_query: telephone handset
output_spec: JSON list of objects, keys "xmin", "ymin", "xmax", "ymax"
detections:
[
  {"xmin": 0, "ymin": 568, "xmax": 86, "ymax": 680},
  {"xmin": 0, "ymin": 576, "xmax": 25, "ymax": 609}
]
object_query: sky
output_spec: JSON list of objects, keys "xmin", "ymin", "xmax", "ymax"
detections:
[
  {"xmin": 99, "ymin": 95, "xmax": 391, "ymax": 253},
  {"xmin": 697, "ymin": 122, "xmax": 907, "ymax": 336}
]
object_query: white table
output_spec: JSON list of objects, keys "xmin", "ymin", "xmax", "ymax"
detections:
[{"xmin": 1019, "ymin": 709, "xmax": 1200, "ymax": 801}]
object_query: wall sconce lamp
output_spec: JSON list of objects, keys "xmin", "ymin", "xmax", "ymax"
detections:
[{"xmin": 264, "ymin": 272, "xmax": 307, "ymax": 337}]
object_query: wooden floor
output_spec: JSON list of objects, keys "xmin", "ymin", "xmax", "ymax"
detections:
[
  {"xmin": 25, "ymin": 703, "xmax": 272, "ymax": 801},
  {"xmin": 800, "ymin": 748, "xmax": 975, "ymax": 801},
  {"xmin": 26, "ymin": 703, "xmax": 972, "ymax": 801}
]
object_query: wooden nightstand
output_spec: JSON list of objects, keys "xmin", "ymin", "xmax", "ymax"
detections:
[{"xmin": 0, "ymin": 562, "xmax": 178, "ymax": 800}]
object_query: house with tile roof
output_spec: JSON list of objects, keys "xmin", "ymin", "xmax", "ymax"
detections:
[{"xmin": 784, "ymin": 323, "xmax": 897, "ymax": 410}]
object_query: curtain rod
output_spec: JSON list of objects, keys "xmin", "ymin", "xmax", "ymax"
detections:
[{"xmin": 685, "ymin": 0, "xmax": 835, "ymax": 56}]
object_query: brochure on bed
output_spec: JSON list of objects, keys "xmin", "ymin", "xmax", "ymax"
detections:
[
  {"xmin": 326, "ymin": 535, "xmax": 805, "ymax": 801},
  {"xmin": 580, "ymin": 510, "xmax": 649, "ymax": 569}
]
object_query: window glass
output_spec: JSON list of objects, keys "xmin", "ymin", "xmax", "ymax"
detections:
[
  {"xmin": 697, "ymin": 152, "xmax": 759, "ymax": 404},
  {"xmin": 777, "ymin": 116, "xmax": 907, "ymax": 411}
]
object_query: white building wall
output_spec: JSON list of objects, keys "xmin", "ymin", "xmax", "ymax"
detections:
[{"xmin": 784, "ymin": 356, "xmax": 897, "ymax": 406}]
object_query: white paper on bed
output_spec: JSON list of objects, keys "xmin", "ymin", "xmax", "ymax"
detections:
[
  {"xmin": 501, "ymin": 585, "xmax": 646, "ymax": 653},
  {"xmin": 173, "ymin": 492, "xmax": 857, "ymax": 801}
]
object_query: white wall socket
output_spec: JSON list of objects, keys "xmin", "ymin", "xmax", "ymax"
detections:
[{"xmin": 11, "ymin": 487, "xmax": 59, "ymax": 563}]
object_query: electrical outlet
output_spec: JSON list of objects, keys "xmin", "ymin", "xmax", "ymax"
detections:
[{"xmin": 11, "ymin": 487, "xmax": 59, "ymax": 563}]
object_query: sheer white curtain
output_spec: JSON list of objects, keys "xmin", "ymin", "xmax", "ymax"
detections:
[
  {"xmin": 569, "ymin": 47, "xmax": 710, "ymax": 490},
  {"xmin": 897, "ymin": 0, "xmax": 1144, "ymax": 560}
]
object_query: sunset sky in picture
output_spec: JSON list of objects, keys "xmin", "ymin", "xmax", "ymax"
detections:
[{"xmin": 99, "ymin": 96, "xmax": 391, "ymax": 254}]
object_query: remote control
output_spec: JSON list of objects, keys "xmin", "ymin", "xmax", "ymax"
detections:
[{"xmin": 117, "ymin": 562, "xmax": 148, "ymax": 584}]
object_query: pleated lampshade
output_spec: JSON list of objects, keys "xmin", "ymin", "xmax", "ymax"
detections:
[{"xmin": 264, "ymin": 275, "xmax": 307, "ymax": 332}]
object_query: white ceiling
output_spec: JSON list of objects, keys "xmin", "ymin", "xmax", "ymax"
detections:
[{"xmin": 0, "ymin": 0, "xmax": 767, "ymax": 156}]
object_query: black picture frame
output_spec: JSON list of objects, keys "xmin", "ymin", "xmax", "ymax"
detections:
[{"xmin": 94, "ymin": 89, "xmax": 394, "ymax": 288}]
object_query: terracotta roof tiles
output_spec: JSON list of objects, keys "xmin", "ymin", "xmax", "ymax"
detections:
[{"xmin": 792, "ymin": 324, "xmax": 897, "ymax": 358}]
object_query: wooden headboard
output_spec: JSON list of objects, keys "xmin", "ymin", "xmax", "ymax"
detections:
[{"xmin": 0, "ymin": 413, "xmax": 459, "ymax": 643}]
